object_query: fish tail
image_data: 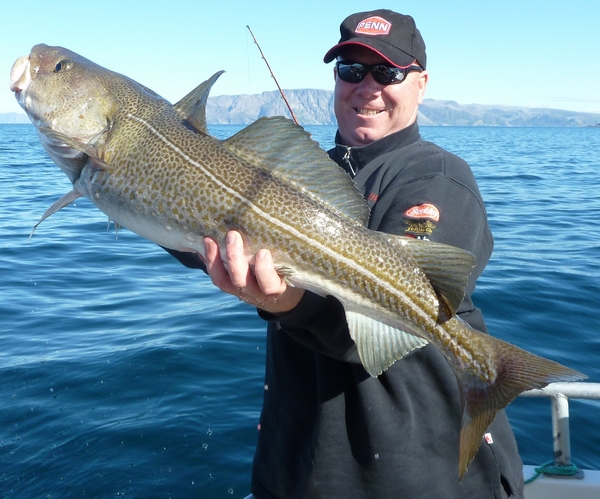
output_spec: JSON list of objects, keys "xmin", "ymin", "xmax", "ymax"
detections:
[{"xmin": 456, "ymin": 330, "xmax": 586, "ymax": 480}]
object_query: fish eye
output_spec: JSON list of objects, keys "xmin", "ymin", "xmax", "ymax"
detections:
[{"xmin": 54, "ymin": 60, "xmax": 72, "ymax": 73}]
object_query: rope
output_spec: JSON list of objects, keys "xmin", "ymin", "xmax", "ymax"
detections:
[{"xmin": 524, "ymin": 460, "xmax": 580, "ymax": 484}]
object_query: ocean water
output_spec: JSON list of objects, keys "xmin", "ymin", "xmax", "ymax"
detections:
[{"xmin": 1, "ymin": 123, "xmax": 599, "ymax": 498}]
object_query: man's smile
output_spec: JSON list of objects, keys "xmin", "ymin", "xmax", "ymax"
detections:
[{"xmin": 355, "ymin": 108, "xmax": 385, "ymax": 116}]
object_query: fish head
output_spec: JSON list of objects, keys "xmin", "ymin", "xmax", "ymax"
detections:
[{"xmin": 10, "ymin": 44, "xmax": 117, "ymax": 182}]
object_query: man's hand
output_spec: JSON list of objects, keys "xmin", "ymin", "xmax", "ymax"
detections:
[{"xmin": 203, "ymin": 230, "xmax": 305, "ymax": 314}]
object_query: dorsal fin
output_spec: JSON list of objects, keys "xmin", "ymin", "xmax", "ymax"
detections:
[
  {"xmin": 174, "ymin": 70, "xmax": 224, "ymax": 135},
  {"xmin": 387, "ymin": 235, "xmax": 476, "ymax": 315},
  {"xmin": 222, "ymin": 116, "xmax": 370, "ymax": 225}
]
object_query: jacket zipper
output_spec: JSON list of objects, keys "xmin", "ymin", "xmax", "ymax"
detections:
[{"xmin": 341, "ymin": 147, "xmax": 356, "ymax": 176}]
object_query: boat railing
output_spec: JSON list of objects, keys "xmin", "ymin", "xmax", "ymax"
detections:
[{"xmin": 519, "ymin": 381, "xmax": 600, "ymax": 479}]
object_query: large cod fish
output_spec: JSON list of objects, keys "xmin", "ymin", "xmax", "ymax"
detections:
[{"xmin": 10, "ymin": 44, "xmax": 585, "ymax": 478}]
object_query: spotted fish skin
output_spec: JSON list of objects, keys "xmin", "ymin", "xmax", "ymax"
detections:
[{"xmin": 10, "ymin": 44, "xmax": 586, "ymax": 479}]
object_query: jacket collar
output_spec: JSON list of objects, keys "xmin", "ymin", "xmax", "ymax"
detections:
[{"xmin": 331, "ymin": 122, "xmax": 421, "ymax": 177}]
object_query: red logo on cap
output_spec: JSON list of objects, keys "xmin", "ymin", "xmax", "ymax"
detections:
[
  {"xmin": 355, "ymin": 16, "xmax": 392, "ymax": 36},
  {"xmin": 404, "ymin": 204, "xmax": 440, "ymax": 222}
]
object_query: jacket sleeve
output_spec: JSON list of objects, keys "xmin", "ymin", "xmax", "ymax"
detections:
[
  {"xmin": 161, "ymin": 246, "xmax": 208, "ymax": 272},
  {"xmin": 370, "ymin": 153, "xmax": 493, "ymax": 332},
  {"xmin": 258, "ymin": 291, "xmax": 362, "ymax": 364}
]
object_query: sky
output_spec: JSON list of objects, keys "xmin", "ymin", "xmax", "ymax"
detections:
[{"xmin": 2, "ymin": 0, "xmax": 599, "ymax": 115}]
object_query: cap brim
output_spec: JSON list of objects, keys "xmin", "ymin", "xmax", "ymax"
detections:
[{"xmin": 323, "ymin": 41, "xmax": 416, "ymax": 68}]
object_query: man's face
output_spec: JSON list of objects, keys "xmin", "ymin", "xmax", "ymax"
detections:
[{"xmin": 333, "ymin": 46, "xmax": 428, "ymax": 147}]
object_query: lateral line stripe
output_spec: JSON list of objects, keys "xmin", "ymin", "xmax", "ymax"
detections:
[{"xmin": 128, "ymin": 114, "xmax": 438, "ymax": 326}]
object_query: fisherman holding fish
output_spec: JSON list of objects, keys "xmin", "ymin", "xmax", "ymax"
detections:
[
  {"xmin": 204, "ymin": 9, "xmax": 525, "ymax": 499},
  {"xmin": 13, "ymin": 7, "xmax": 584, "ymax": 499}
]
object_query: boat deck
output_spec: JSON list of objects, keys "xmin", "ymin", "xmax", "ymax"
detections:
[{"xmin": 524, "ymin": 466, "xmax": 600, "ymax": 499}]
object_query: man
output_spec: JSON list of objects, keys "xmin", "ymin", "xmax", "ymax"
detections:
[{"xmin": 176, "ymin": 9, "xmax": 525, "ymax": 499}]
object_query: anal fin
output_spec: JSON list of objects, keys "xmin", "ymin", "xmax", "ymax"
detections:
[{"xmin": 345, "ymin": 311, "xmax": 428, "ymax": 377}]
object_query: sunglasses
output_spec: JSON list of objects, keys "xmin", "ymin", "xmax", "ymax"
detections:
[{"xmin": 336, "ymin": 61, "xmax": 423, "ymax": 85}]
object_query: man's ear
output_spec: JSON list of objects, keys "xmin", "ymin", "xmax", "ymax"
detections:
[{"xmin": 417, "ymin": 71, "xmax": 429, "ymax": 104}]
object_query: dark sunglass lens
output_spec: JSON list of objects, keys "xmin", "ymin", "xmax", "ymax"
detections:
[
  {"xmin": 337, "ymin": 63, "xmax": 366, "ymax": 83},
  {"xmin": 336, "ymin": 62, "xmax": 414, "ymax": 85},
  {"xmin": 371, "ymin": 65, "xmax": 404, "ymax": 85}
]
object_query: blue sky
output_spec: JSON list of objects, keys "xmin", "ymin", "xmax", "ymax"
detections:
[{"xmin": 3, "ymin": 0, "xmax": 599, "ymax": 115}]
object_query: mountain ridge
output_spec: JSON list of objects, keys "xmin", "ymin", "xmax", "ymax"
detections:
[
  {"xmin": 3, "ymin": 90, "xmax": 600, "ymax": 127},
  {"xmin": 205, "ymin": 90, "xmax": 600, "ymax": 127}
]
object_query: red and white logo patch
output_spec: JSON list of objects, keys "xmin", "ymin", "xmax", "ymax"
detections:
[
  {"xmin": 355, "ymin": 16, "xmax": 392, "ymax": 36},
  {"xmin": 404, "ymin": 204, "xmax": 440, "ymax": 222}
]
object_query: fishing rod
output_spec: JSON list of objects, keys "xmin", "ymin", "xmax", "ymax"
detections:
[{"xmin": 246, "ymin": 25, "xmax": 299, "ymax": 126}]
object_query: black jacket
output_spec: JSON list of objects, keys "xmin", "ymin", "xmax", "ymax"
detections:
[{"xmin": 249, "ymin": 123, "xmax": 524, "ymax": 499}]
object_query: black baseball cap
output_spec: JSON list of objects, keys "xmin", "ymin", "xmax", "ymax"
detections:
[{"xmin": 323, "ymin": 9, "xmax": 427, "ymax": 69}]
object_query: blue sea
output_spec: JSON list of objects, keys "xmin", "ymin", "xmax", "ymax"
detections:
[{"xmin": 1, "ymin": 123, "xmax": 599, "ymax": 498}]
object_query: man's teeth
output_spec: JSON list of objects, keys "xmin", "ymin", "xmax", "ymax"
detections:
[{"xmin": 356, "ymin": 108, "xmax": 382, "ymax": 116}]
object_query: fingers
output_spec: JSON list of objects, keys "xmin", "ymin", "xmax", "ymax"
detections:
[
  {"xmin": 254, "ymin": 249, "xmax": 286, "ymax": 296},
  {"xmin": 224, "ymin": 231, "xmax": 253, "ymax": 289},
  {"xmin": 254, "ymin": 248, "xmax": 306, "ymax": 312},
  {"xmin": 203, "ymin": 235, "xmax": 236, "ymax": 295},
  {"xmin": 203, "ymin": 231, "xmax": 271, "ymax": 303},
  {"xmin": 202, "ymin": 231, "xmax": 304, "ymax": 313}
]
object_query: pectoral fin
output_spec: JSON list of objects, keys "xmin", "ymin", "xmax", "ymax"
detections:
[
  {"xmin": 345, "ymin": 311, "xmax": 428, "ymax": 377},
  {"xmin": 39, "ymin": 127, "xmax": 111, "ymax": 164},
  {"xmin": 30, "ymin": 189, "xmax": 82, "ymax": 237}
]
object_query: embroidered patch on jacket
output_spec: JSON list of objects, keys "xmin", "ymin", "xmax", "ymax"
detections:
[
  {"xmin": 404, "ymin": 203, "xmax": 440, "ymax": 222},
  {"xmin": 404, "ymin": 203, "xmax": 439, "ymax": 240},
  {"xmin": 355, "ymin": 16, "xmax": 392, "ymax": 36},
  {"xmin": 484, "ymin": 433, "xmax": 494, "ymax": 444}
]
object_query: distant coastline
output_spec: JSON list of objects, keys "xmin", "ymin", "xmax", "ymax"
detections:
[
  {"xmin": 3, "ymin": 92, "xmax": 600, "ymax": 127},
  {"xmin": 0, "ymin": 112, "xmax": 30, "ymax": 124}
]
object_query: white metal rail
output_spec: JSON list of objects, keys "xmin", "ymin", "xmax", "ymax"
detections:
[{"xmin": 519, "ymin": 382, "xmax": 600, "ymax": 477}]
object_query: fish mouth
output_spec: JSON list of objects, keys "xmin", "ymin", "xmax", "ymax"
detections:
[
  {"xmin": 9, "ymin": 51, "xmax": 96, "ymax": 183},
  {"xmin": 10, "ymin": 54, "xmax": 32, "ymax": 105}
]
